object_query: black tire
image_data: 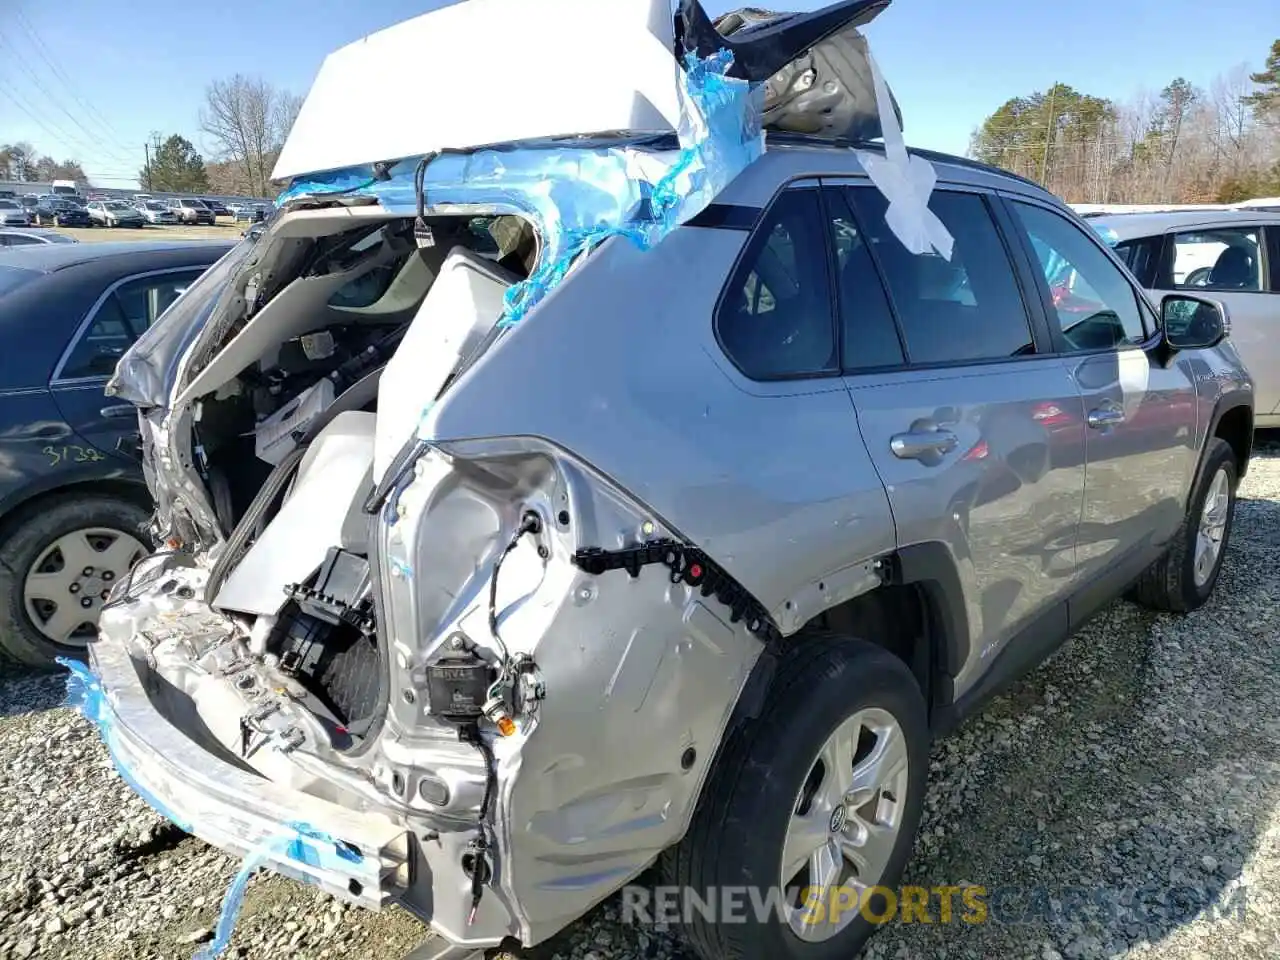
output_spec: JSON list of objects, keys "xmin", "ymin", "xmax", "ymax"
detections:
[
  {"xmin": 1131, "ymin": 437, "xmax": 1237, "ymax": 613},
  {"xmin": 662, "ymin": 632, "xmax": 930, "ymax": 960},
  {"xmin": 0, "ymin": 494, "xmax": 151, "ymax": 671}
]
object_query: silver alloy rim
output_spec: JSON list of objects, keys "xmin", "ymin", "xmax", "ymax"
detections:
[
  {"xmin": 1194, "ymin": 467, "xmax": 1231, "ymax": 588},
  {"xmin": 780, "ymin": 708, "xmax": 909, "ymax": 941},
  {"xmin": 23, "ymin": 527, "xmax": 146, "ymax": 647}
]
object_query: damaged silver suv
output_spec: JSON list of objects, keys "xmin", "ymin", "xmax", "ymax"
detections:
[{"xmin": 72, "ymin": 1, "xmax": 1254, "ymax": 959}]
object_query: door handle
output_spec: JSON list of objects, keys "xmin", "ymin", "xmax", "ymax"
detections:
[
  {"xmin": 891, "ymin": 429, "xmax": 959, "ymax": 462},
  {"xmin": 99, "ymin": 404, "xmax": 136, "ymax": 420},
  {"xmin": 1086, "ymin": 405, "xmax": 1125, "ymax": 429}
]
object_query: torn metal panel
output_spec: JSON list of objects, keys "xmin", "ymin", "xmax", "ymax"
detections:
[{"xmin": 679, "ymin": 0, "xmax": 901, "ymax": 141}]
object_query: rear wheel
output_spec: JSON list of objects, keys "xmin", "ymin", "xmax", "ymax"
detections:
[
  {"xmin": 663, "ymin": 632, "xmax": 930, "ymax": 960},
  {"xmin": 0, "ymin": 495, "xmax": 150, "ymax": 670}
]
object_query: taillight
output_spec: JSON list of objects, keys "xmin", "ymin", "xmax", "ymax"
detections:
[{"xmin": 962, "ymin": 439, "xmax": 989, "ymax": 461}]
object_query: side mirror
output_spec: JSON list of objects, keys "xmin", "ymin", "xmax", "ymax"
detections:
[{"xmin": 1161, "ymin": 293, "xmax": 1228, "ymax": 350}]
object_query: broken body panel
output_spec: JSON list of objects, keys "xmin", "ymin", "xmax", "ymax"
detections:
[{"xmin": 80, "ymin": 1, "xmax": 918, "ymax": 956}]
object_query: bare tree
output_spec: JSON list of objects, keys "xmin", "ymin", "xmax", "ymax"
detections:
[
  {"xmin": 1212, "ymin": 64, "xmax": 1256, "ymax": 159},
  {"xmin": 200, "ymin": 76, "xmax": 302, "ymax": 197}
]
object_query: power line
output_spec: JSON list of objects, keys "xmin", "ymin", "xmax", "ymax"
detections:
[
  {"xmin": 0, "ymin": 30, "xmax": 136, "ymax": 166},
  {"xmin": 0, "ymin": 76, "xmax": 98, "ymax": 157},
  {"xmin": 11, "ymin": 8, "xmax": 134, "ymax": 154}
]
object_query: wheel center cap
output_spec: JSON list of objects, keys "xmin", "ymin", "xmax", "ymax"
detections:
[{"xmin": 829, "ymin": 806, "xmax": 847, "ymax": 833}]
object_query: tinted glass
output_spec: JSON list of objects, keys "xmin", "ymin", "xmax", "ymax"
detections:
[
  {"xmin": 1012, "ymin": 201, "xmax": 1147, "ymax": 351},
  {"xmin": 1112, "ymin": 236, "xmax": 1162, "ymax": 288},
  {"xmin": 61, "ymin": 271, "xmax": 205, "ymax": 379},
  {"xmin": 1171, "ymin": 228, "xmax": 1263, "ymax": 291},
  {"xmin": 1268, "ymin": 227, "xmax": 1280, "ymax": 291},
  {"xmin": 5, "ymin": 234, "xmax": 40, "ymax": 246},
  {"xmin": 716, "ymin": 188, "xmax": 836, "ymax": 379},
  {"xmin": 827, "ymin": 189, "xmax": 904, "ymax": 370},
  {"xmin": 848, "ymin": 189, "xmax": 1033, "ymax": 364}
]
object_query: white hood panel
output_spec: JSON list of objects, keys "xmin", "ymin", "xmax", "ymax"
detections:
[{"xmin": 273, "ymin": 0, "xmax": 684, "ymax": 181}]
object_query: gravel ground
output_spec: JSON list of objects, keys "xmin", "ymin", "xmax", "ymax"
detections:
[{"xmin": 3, "ymin": 444, "xmax": 1280, "ymax": 960}]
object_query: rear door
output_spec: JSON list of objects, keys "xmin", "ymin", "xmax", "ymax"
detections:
[
  {"xmin": 1002, "ymin": 197, "xmax": 1198, "ymax": 609},
  {"xmin": 829, "ymin": 181, "xmax": 1087, "ymax": 683},
  {"xmin": 50, "ymin": 267, "xmax": 206, "ymax": 463}
]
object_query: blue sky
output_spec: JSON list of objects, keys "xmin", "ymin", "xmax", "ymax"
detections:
[{"xmin": 1, "ymin": 0, "xmax": 1275, "ymax": 188}]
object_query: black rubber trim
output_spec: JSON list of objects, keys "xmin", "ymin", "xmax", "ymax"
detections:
[
  {"xmin": 1202, "ymin": 390, "xmax": 1254, "ymax": 483},
  {"xmin": 891, "ymin": 542, "xmax": 970, "ymax": 683},
  {"xmin": 684, "ymin": 203, "xmax": 760, "ymax": 232}
]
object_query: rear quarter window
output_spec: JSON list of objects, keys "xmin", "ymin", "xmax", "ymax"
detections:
[{"xmin": 1111, "ymin": 236, "xmax": 1163, "ymax": 288}]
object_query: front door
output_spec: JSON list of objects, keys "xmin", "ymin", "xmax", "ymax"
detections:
[
  {"xmin": 830, "ymin": 182, "xmax": 1087, "ymax": 681},
  {"xmin": 1002, "ymin": 196, "xmax": 1199, "ymax": 601}
]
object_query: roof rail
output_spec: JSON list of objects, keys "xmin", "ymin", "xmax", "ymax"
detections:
[{"xmin": 762, "ymin": 131, "xmax": 1045, "ymax": 191}]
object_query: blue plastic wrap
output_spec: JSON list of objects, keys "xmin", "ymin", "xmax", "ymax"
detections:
[
  {"xmin": 195, "ymin": 821, "xmax": 365, "ymax": 959},
  {"xmin": 58, "ymin": 657, "xmax": 194, "ymax": 834},
  {"xmin": 60, "ymin": 658, "xmax": 366, "ymax": 959},
  {"xmin": 275, "ymin": 49, "xmax": 764, "ymax": 328},
  {"xmin": 1091, "ymin": 222, "xmax": 1121, "ymax": 246}
]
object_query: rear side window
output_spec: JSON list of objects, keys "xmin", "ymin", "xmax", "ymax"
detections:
[
  {"xmin": 716, "ymin": 188, "xmax": 837, "ymax": 379},
  {"xmin": 846, "ymin": 188, "xmax": 1034, "ymax": 364},
  {"xmin": 61, "ymin": 270, "xmax": 204, "ymax": 379},
  {"xmin": 1112, "ymin": 236, "xmax": 1163, "ymax": 288},
  {"xmin": 1171, "ymin": 228, "xmax": 1264, "ymax": 292}
]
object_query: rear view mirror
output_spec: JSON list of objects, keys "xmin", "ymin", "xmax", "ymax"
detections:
[{"xmin": 1161, "ymin": 294, "xmax": 1227, "ymax": 350}]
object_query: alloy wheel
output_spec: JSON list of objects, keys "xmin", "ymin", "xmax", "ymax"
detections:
[
  {"xmin": 1193, "ymin": 466, "xmax": 1231, "ymax": 587},
  {"xmin": 780, "ymin": 708, "xmax": 910, "ymax": 941},
  {"xmin": 22, "ymin": 527, "xmax": 146, "ymax": 646}
]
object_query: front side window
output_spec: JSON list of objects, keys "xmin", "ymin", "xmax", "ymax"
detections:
[
  {"xmin": 61, "ymin": 270, "xmax": 205, "ymax": 380},
  {"xmin": 1171, "ymin": 228, "xmax": 1263, "ymax": 292},
  {"xmin": 847, "ymin": 188, "xmax": 1034, "ymax": 364},
  {"xmin": 1010, "ymin": 201, "xmax": 1147, "ymax": 352},
  {"xmin": 716, "ymin": 188, "xmax": 836, "ymax": 379}
]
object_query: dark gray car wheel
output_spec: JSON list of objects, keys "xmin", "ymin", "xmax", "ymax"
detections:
[
  {"xmin": 0, "ymin": 495, "xmax": 150, "ymax": 670},
  {"xmin": 662, "ymin": 632, "xmax": 930, "ymax": 960}
]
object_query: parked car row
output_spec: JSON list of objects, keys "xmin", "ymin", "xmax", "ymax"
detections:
[{"xmin": 0, "ymin": 193, "xmax": 273, "ymax": 229}]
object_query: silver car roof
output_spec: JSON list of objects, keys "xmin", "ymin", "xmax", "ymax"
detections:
[{"xmin": 1091, "ymin": 208, "xmax": 1280, "ymax": 242}]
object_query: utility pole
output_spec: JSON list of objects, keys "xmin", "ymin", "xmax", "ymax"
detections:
[
  {"xmin": 1040, "ymin": 84, "xmax": 1058, "ymax": 186},
  {"xmin": 144, "ymin": 141, "xmax": 152, "ymax": 191}
]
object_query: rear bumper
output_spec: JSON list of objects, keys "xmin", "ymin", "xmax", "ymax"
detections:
[
  {"xmin": 82, "ymin": 557, "xmax": 512, "ymax": 955},
  {"xmin": 86, "ymin": 637, "xmax": 413, "ymax": 910}
]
